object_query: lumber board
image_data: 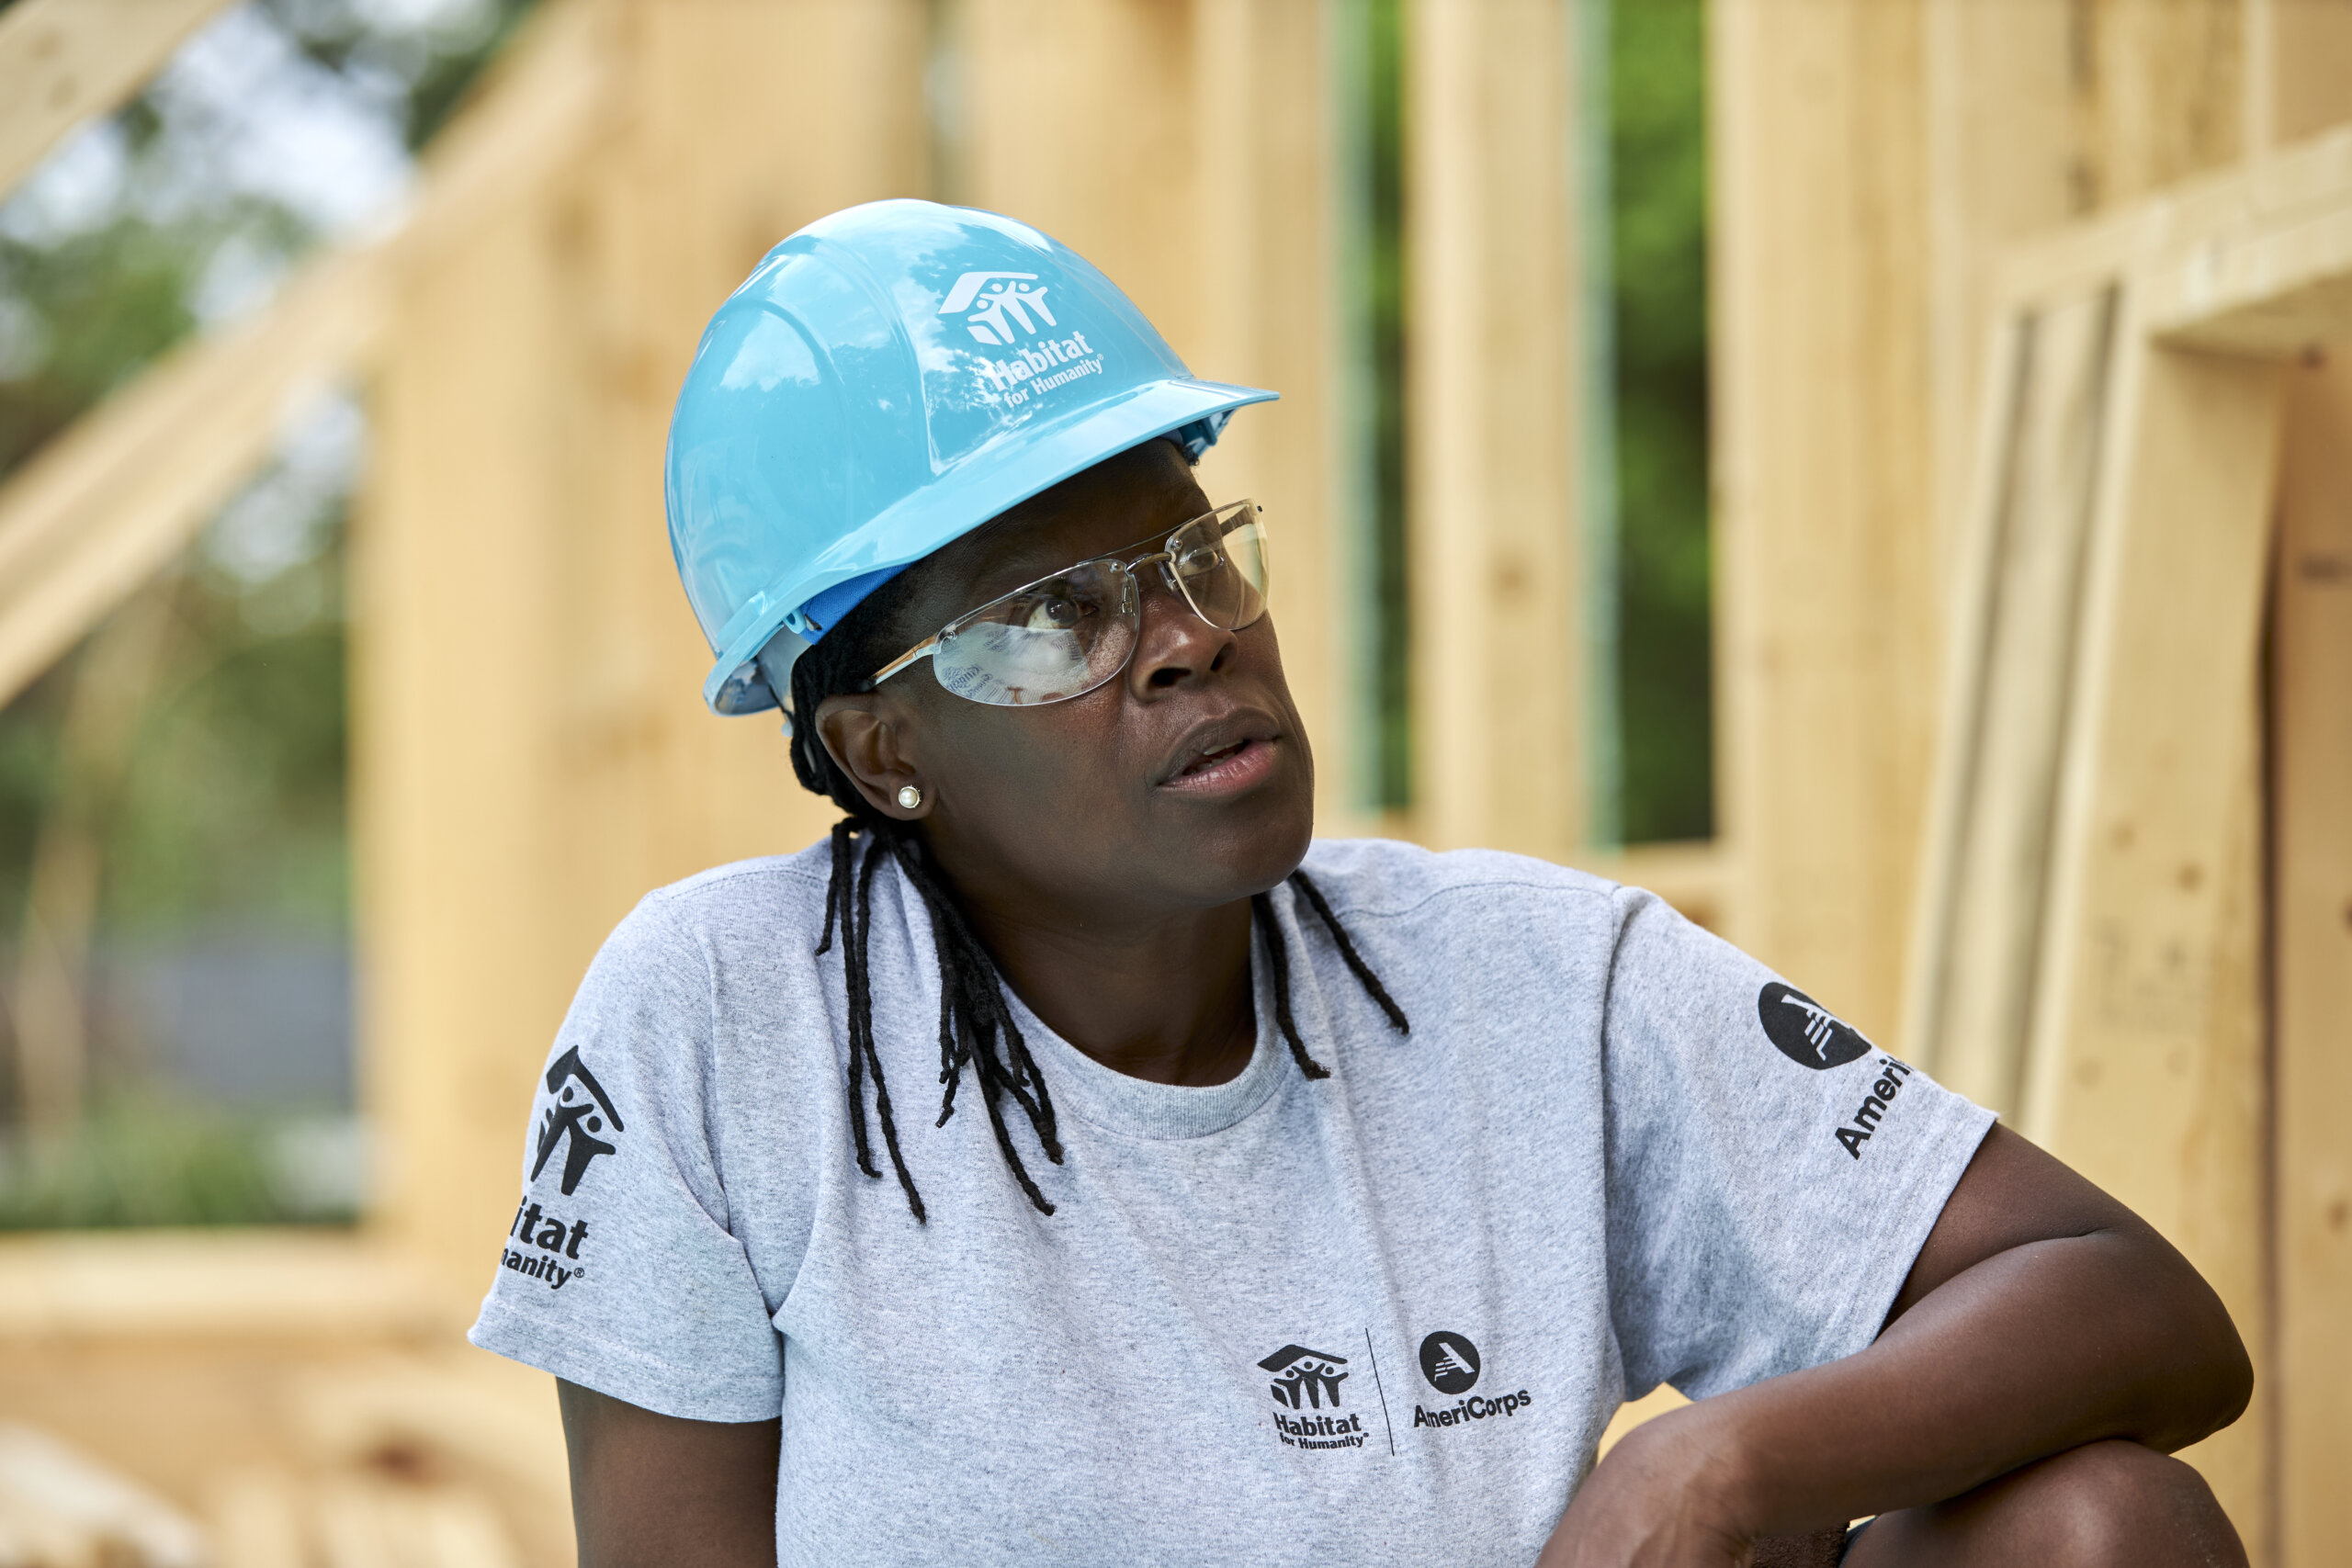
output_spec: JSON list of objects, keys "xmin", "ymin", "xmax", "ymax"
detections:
[
  {"xmin": 0, "ymin": 0, "xmax": 613, "ymax": 711},
  {"xmin": 1904, "ymin": 288, "xmax": 2118, "ymax": 1110},
  {"xmin": 0, "ymin": 1423, "xmax": 205, "ymax": 1568},
  {"xmin": 2270, "ymin": 348, "xmax": 2352, "ymax": 1568},
  {"xmin": 1709, "ymin": 0, "xmax": 1941, "ymax": 1037},
  {"xmin": 1405, "ymin": 0, "xmax": 1585, "ymax": 862},
  {"xmin": 0, "ymin": 0, "xmax": 233, "ymax": 198}
]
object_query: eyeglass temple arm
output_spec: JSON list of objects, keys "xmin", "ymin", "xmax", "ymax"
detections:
[{"xmin": 866, "ymin": 637, "xmax": 941, "ymax": 689}]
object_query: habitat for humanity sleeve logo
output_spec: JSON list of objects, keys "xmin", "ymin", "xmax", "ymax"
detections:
[
  {"xmin": 532, "ymin": 1045, "xmax": 623, "ymax": 1196},
  {"xmin": 500, "ymin": 1046, "xmax": 622, "ymax": 1294},
  {"xmin": 941, "ymin": 270, "xmax": 1102, "ymax": 410}
]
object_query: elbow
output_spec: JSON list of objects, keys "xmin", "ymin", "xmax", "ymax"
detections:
[
  {"xmin": 2195, "ymin": 1314, "xmax": 2256, "ymax": 1445},
  {"xmin": 2144, "ymin": 1243, "xmax": 2256, "ymax": 1451}
]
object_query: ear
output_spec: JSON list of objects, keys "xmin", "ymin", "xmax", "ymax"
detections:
[{"xmin": 813, "ymin": 694, "xmax": 931, "ymax": 820}]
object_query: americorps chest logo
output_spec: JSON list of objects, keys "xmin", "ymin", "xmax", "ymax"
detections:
[
  {"xmin": 533, "ymin": 1045, "xmax": 623, "ymax": 1195},
  {"xmin": 1419, "ymin": 1331, "xmax": 1480, "ymax": 1394},
  {"xmin": 1411, "ymin": 1329, "xmax": 1533, "ymax": 1432},
  {"xmin": 941, "ymin": 269, "xmax": 1102, "ymax": 409},
  {"xmin": 1757, "ymin": 981, "xmax": 1873, "ymax": 1070}
]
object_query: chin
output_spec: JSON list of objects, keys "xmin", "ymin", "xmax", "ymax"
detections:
[{"xmin": 1179, "ymin": 771, "xmax": 1316, "ymax": 905}]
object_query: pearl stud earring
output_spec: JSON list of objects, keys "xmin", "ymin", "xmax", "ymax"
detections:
[{"xmin": 897, "ymin": 784, "xmax": 922, "ymax": 810}]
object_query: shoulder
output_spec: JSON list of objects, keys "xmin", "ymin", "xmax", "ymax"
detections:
[
  {"xmin": 1298, "ymin": 837, "xmax": 1623, "ymax": 923},
  {"xmin": 582, "ymin": 838, "xmax": 837, "ymax": 995},
  {"xmin": 631, "ymin": 839, "xmax": 834, "ymax": 942}
]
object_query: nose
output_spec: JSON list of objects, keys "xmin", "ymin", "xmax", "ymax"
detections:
[{"xmin": 1125, "ymin": 567, "xmax": 1235, "ymax": 695}]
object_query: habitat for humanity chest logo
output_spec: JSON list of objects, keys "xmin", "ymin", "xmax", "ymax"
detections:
[
  {"xmin": 940, "ymin": 270, "xmax": 1102, "ymax": 409},
  {"xmin": 1257, "ymin": 1345, "xmax": 1368, "ymax": 1450}
]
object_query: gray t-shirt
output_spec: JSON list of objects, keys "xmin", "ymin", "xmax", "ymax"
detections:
[{"xmin": 469, "ymin": 838, "xmax": 1991, "ymax": 1565}]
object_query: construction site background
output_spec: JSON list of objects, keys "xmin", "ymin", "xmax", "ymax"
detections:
[{"xmin": 0, "ymin": 1, "xmax": 2342, "ymax": 1564}]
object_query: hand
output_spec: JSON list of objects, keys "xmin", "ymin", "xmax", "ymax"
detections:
[{"xmin": 1536, "ymin": 1404, "xmax": 1758, "ymax": 1568}]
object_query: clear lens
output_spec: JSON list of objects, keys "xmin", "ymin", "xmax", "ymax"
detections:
[
  {"xmin": 1168, "ymin": 502, "xmax": 1269, "ymax": 630},
  {"xmin": 931, "ymin": 560, "xmax": 1138, "ymax": 706},
  {"xmin": 893, "ymin": 501, "xmax": 1270, "ymax": 707}
]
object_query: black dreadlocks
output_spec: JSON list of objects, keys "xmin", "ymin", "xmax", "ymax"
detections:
[{"xmin": 786, "ymin": 552, "xmax": 1409, "ymax": 1224}]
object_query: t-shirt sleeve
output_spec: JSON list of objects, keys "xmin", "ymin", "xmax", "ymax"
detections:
[
  {"xmin": 467, "ymin": 897, "xmax": 785, "ymax": 1422},
  {"xmin": 1598, "ymin": 887, "xmax": 1995, "ymax": 1403}
]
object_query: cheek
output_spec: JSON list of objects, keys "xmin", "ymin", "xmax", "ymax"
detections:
[{"xmin": 932, "ymin": 692, "xmax": 1136, "ymax": 822}]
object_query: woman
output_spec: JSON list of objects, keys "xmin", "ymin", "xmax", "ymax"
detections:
[{"xmin": 469, "ymin": 201, "xmax": 2251, "ymax": 1566}]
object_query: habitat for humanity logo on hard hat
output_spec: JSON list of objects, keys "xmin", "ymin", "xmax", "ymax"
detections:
[{"xmin": 942, "ymin": 268, "xmax": 1103, "ymax": 409}]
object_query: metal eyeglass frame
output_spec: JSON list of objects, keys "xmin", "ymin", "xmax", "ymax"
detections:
[{"xmin": 865, "ymin": 500, "xmax": 1266, "ymax": 702}]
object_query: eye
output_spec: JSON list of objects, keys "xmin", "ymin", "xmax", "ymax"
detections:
[
  {"xmin": 1178, "ymin": 546, "xmax": 1224, "ymax": 575},
  {"xmin": 1020, "ymin": 592, "xmax": 1091, "ymax": 631}
]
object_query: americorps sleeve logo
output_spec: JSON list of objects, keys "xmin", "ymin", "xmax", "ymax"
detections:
[
  {"xmin": 1757, "ymin": 981, "xmax": 1873, "ymax": 1070},
  {"xmin": 532, "ymin": 1045, "xmax": 623, "ymax": 1195}
]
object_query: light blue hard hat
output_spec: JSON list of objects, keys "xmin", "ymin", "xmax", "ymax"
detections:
[{"xmin": 664, "ymin": 198, "xmax": 1277, "ymax": 716}]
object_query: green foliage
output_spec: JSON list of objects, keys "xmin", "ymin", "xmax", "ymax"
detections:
[
  {"xmin": 101, "ymin": 566, "xmax": 354, "ymax": 933},
  {"xmin": 1610, "ymin": 0, "xmax": 1713, "ymax": 842},
  {"xmin": 0, "ymin": 215, "xmax": 204, "ymax": 479},
  {"xmin": 0, "ymin": 1095, "xmax": 352, "ymax": 1230}
]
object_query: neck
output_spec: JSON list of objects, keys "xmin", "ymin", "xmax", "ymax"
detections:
[{"xmin": 922, "ymin": 846, "xmax": 1259, "ymax": 1089}]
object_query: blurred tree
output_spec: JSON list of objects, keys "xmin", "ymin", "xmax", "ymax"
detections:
[
  {"xmin": 0, "ymin": 0, "xmax": 531, "ymax": 1223},
  {"xmin": 1611, "ymin": 0, "xmax": 1711, "ymax": 843}
]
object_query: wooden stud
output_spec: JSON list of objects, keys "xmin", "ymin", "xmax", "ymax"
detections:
[
  {"xmin": 0, "ymin": 0, "xmax": 233, "ymax": 197},
  {"xmin": 1904, "ymin": 288, "xmax": 2118, "ymax": 1111},
  {"xmin": 2270, "ymin": 347, "xmax": 2352, "ymax": 1568},
  {"xmin": 1709, "ymin": 0, "xmax": 1938, "ymax": 1035},
  {"xmin": 2263, "ymin": 0, "xmax": 2352, "ymax": 148},
  {"xmin": 1405, "ymin": 0, "xmax": 1585, "ymax": 863}
]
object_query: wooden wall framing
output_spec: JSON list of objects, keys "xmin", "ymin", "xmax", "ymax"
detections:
[{"xmin": 1903, "ymin": 126, "xmax": 2352, "ymax": 1562}]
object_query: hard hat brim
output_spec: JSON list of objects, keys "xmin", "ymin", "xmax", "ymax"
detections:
[{"xmin": 701, "ymin": 376, "xmax": 1276, "ymax": 715}]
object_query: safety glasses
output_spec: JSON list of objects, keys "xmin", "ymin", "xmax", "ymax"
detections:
[{"xmin": 867, "ymin": 500, "xmax": 1269, "ymax": 706}]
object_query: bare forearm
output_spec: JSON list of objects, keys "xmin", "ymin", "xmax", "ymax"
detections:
[
  {"xmin": 1676, "ymin": 1224, "xmax": 2249, "ymax": 1538},
  {"xmin": 1543, "ymin": 1128, "xmax": 2253, "ymax": 1563}
]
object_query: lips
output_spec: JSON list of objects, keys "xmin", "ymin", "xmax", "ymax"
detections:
[{"xmin": 1157, "ymin": 711, "xmax": 1282, "ymax": 793}]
